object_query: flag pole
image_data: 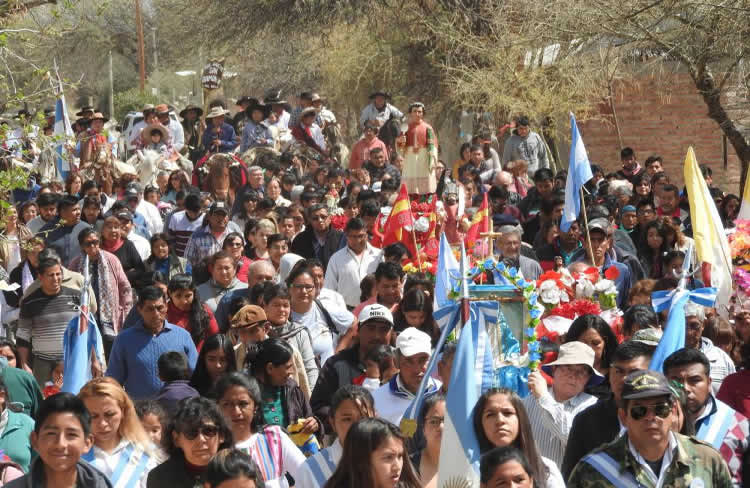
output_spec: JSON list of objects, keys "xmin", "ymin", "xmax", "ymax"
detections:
[
  {"xmin": 579, "ymin": 188, "xmax": 596, "ymax": 266},
  {"xmin": 412, "ymin": 226, "xmax": 422, "ymax": 270}
]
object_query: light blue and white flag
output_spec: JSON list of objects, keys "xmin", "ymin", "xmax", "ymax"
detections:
[
  {"xmin": 54, "ymin": 95, "xmax": 74, "ymax": 181},
  {"xmin": 561, "ymin": 113, "xmax": 593, "ymax": 232},
  {"xmin": 434, "ymin": 232, "xmax": 460, "ymax": 310}
]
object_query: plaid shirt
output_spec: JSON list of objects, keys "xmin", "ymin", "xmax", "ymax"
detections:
[{"xmin": 183, "ymin": 222, "xmax": 241, "ymax": 267}]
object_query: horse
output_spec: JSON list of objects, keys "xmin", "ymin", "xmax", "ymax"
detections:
[
  {"xmin": 241, "ymin": 146, "xmax": 281, "ymax": 170},
  {"xmin": 378, "ymin": 117, "xmax": 403, "ymax": 158},
  {"xmin": 127, "ymin": 149, "xmax": 194, "ymax": 187},
  {"xmin": 195, "ymin": 152, "xmax": 248, "ymax": 206}
]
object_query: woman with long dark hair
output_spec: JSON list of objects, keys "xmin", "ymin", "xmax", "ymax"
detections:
[
  {"xmin": 392, "ymin": 288, "xmax": 440, "ymax": 347},
  {"xmin": 214, "ymin": 372, "xmax": 305, "ymax": 488},
  {"xmin": 324, "ymin": 417, "xmax": 421, "ymax": 488},
  {"xmin": 162, "ymin": 170, "xmax": 193, "ymax": 204},
  {"xmin": 189, "ymin": 334, "xmax": 237, "ymax": 396},
  {"xmin": 223, "ymin": 231, "xmax": 252, "ymax": 283},
  {"xmin": 167, "ymin": 273, "xmax": 219, "ymax": 351},
  {"xmin": 246, "ymin": 338, "xmax": 319, "ymax": 435},
  {"xmin": 144, "ymin": 233, "xmax": 189, "ymax": 280},
  {"xmin": 472, "ymin": 388, "xmax": 564, "ymax": 488},
  {"xmin": 147, "ymin": 397, "xmax": 233, "ymax": 488},
  {"xmin": 637, "ymin": 219, "xmax": 668, "ymax": 278},
  {"xmin": 564, "ymin": 314, "xmax": 619, "ymax": 399}
]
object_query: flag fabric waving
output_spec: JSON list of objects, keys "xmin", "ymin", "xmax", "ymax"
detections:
[
  {"xmin": 561, "ymin": 113, "xmax": 593, "ymax": 232},
  {"xmin": 62, "ymin": 254, "xmax": 105, "ymax": 394},
  {"xmin": 683, "ymin": 147, "xmax": 732, "ymax": 316},
  {"xmin": 54, "ymin": 95, "xmax": 74, "ymax": 181},
  {"xmin": 434, "ymin": 232, "xmax": 460, "ymax": 310},
  {"xmin": 465, "ymin": 192, "xmax": 489, "ymax": 249},
  {"xmin": 738, "ymin": 165, "xmax": 750, "ymax": 221},
  {"xmin": 381, "ymin": 183, "xmax": 417, "ymax": 258}
]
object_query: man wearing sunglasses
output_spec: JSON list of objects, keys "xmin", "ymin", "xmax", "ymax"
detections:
[
  {"xmin": 569, "ymin": 370, "xmax": 731, "ymax": 488},
  {"xmin": 665, "ymin": 348, "xmax": 749, "ymax": 487}
]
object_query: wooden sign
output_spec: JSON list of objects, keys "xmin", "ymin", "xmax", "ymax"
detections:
[{"xmin": 201, "ymin": 59, "xmax": 224, "ymax": 90}]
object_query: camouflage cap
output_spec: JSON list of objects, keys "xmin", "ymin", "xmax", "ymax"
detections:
[{"xmin": 621, "ymin": 370, "xmax": 673, "ymax": 400}]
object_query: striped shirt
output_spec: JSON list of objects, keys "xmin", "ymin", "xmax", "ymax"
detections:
[
  {"xmin": 522, "ymin": 387, "xmax": 597, "ymax": 467},
  {"xmin": 295, "ymin": 439, "xmax": 342, "ymax": 488},
  {"xmin": 166, "ymin": 210, "xmax": 204, "ymax": 257},
  {"xmin": 82, "ymin": 440, "xmax": 159, "ymax": 488},
  {"xmin": 235, "ymin": 425, "xmax": 306, "ymax": 488},
  {"xmin": 17, "ymin": 286, "xmax": 80, "ymax": 361}
]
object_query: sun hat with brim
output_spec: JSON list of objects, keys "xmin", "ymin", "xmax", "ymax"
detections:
[
  {"xmin": 246, "ymin": 101, "xmax": 271, "ymax": 119},
  {"xmin": 89, "ymin": 112, "xmax": 109, "ymax": 122},
  {"xmin": 236, "ymin": 96, "xmax": 257, "ymax": 106},
  {"xmin": 230, "ymin": 305, "xmax": 267, "ymax": 329},
  {"xmin": 369, "ymin": 90, "xmax": 390, "ymax": 99},
  {"xmin": 621, "ymin": 370, "xmax": 673, "ymax": 400},
  {"xmin": 541, "ymin": 341, "xmax": 605, "ymax": 387},
  {"xmin": 300, "ymin": 107, "xmax": 317, "ymax": 118},
  {"xmin": 179, "ymin": 104, "xmax": 204, "ymax": 119},
  {"xmin": 142, "ymin": 123, "xmax": 168, "ymax": 141},
  {"xmin": 75, "ymin": 106, "xmax": 94, "ymax": 117},
  {"xmin": 155, "ymin": 104, "xmax": 170, "ymax": 115},
  {"xmin": 205, "ymin": 106, "xmax": 230, "ymax": 119}
]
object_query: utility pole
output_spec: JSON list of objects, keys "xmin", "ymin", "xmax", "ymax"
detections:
[
  {"xmin": 152, "ymin": 28, "xmax": 158, "ymax": 73},
  {"xmin": 135, "ymin": 0, "xmax": 146, "ymax": 93},
  {"xmin": 108, "ymin": 50, "xmax": 114, "ymax": 119}
]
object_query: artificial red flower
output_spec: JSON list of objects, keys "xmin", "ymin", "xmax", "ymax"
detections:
[
  {"xmin": 604, "ymin": 266, "xmax": 620, "ymax": 280},
  {"xmin": 547, "ymin": 299, "xmax": 602, "ymax": 320}
]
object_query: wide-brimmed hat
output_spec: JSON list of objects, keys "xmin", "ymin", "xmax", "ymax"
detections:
[
  {"xmin": 89, "ymin": 112, "xmax": 109, "ymax": 122},
  {"xmin": 142, "ymin": 103, "xmax": 156, "ymax": 114},
  {"xmin": 310, "ymin": 93, "xmax": 322, "ymax": 103},
  {"xmin": 369, "ymin": 90, "xmax": 390, "ymax": 99},
  {"xmin": 300, "ymin": 106, "xmax": 317, "ymax": 118},
  {"xmin": 541, "ymin": 341, "xmax": 605, "ymax": 387},
  {"xmin": 75, "ymin": 105, "xmax": 94, "ymax": 117},
  {"xmin": 142, "ymin": 123, "xmax": 169, "ymax": 141},
  {"xmin": 205, "ymin": 106, "xmax": 230, "ymax": 119},
  {"xmin": 43, "ymin": 107, "xmax": 55, "ymax": 118},
  {"xmin": 179, "ymin": 104, "xmax": 204, "ymax": 119},
  {"xmin": 155, "ymin": 104, "xmax": 170, "ymax": 116},
  {"xmin": 263, "ymin": 89, "xmax": 287, "ymax": 105},
  {"xmin": 246, "ymin": 101, "xmax": 271, "ymax": 119},
  {"xmin": 236, "ymin": 96, "xmax": 257, "ymax": 106}
]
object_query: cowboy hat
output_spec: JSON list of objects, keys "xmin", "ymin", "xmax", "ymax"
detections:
[
  {"xmin": 75, "ymin": 105, "xmax": 94, "ymax": 117},
  {"xmin": 179, "ymin": 104, "xmax": 204, "ymax": 119},
  {"xmin": 245, "ymin": 101, "xmax": 271, "ymax": 119},
  {"xmin": 43, "ymin": 107, "xmax": 55, "ymax": 118},
  {"xmin": 300, "ymin": 106, "xmax": 317, "ymax": 118},
  {"xmin": 155, "ymin": 104, "xmax": 170, "ymax": 115},
  {"xmin": 142, "ymin": 123, "xmax": 169, "ymax": 141},
  {"xmin": 205, "ymin": 106, "xmax": 230, "ymax": 119},
  {"xmin": 264, "ymin": 89, "xmax": 287, "ymax": 105},
  {"xmin": 369, "ymin": 90, "xmax": 390, "ymax": 99},
  {"xmin": 236, "ymin": 96, "xmax": 258, "ymax": 106},
  {"xmin": 310, "ymin": 93, "xmax": 322, "ymax": 103},
  {"xmin": 142, "ymin": 103, "xmax": 156, "ymax": 113},
  {"xmin": 89, "ymin": 112, "xmax": 109, "ymax": 122}
]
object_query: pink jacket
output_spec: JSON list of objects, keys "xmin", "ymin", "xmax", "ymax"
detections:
[{"xmin": 69, "ymin": 250, "xmax": 133, "ymax": 334}]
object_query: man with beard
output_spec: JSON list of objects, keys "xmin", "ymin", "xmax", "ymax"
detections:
[{"xmin": 665, "ymin": 348, "xmax": 748, "ymax": 487}]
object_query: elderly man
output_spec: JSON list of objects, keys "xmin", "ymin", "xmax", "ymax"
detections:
[
  {"xmin": 495, "ymin": 225, "xmax": 542, "ymax": 281},
  {"xmin": 371, "ymin": 327, "xmax": 441, "ymax": 425},
  {"xmin": 524, "ymin": 341, "xmax": 602, "ymax": 466},
  {"xmin": 184, "ymin": 202, "xmax": 241, "ymax": 268},
  {"xmin": 665, "ymin": 348, "xmax": 748, "ymax": 487},
  {"xmin": 290, "ymin": 204, "xmax": 344, "ymax": 271},
  {"xmin": 501, "ymin": 115, "xmax": 549, "ymax": 175},
  {"xmin": 155, "ymin": 104, "xmax": 184, "ymax": 152},
  {"xmin": 568, "ymin": 370, "xmax": 732, "ymax": 487},
  {"xmin": 324, "ymin": 218, "xmax": 383, "ymax": 309},
  {"xmin": 359, "ymin": 90, "xmax": 403, "ymax": 129},
  {"xmin": 348, "ymin": 121, "xmax": 389, "ymax": 170},
  {"xmin": 682, "ymin": 303, "xmax": 735, "ymax": 392}
]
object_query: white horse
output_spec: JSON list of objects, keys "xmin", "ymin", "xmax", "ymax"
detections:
[{"xmin": 127, "ymin": 149, "xmax": 194, "ymax": 186}]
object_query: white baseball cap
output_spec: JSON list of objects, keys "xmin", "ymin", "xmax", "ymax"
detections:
[
  {"xmin": 396, "ymin": 327, "xmax": 432, "ymax": 357},
  {"xmin": 358, "ymin": 303, "xmax": 394, "ymax": 327}
]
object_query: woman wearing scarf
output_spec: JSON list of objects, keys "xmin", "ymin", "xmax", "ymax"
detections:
[
  {"xmin": 100, "ymin": 215, "xmax": 145, "ymax": 286},
  {"xmin": 69, "ymin": 227, "xmax": 133, "ymax": 358}
]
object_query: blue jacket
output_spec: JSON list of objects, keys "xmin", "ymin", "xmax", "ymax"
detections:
[{"xmin": 201, "ymin": 122, "xmax": 237, "ymax": 153}]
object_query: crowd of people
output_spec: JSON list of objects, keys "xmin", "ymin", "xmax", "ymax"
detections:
[{"xmin": 0, "ymin": 89, "xmax": 746, "ymax": 488}]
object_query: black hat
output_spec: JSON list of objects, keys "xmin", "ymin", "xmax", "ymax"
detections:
[
  {"xmin": 621, "ymin": 370, "xmax": 674, "ymax": 401},
  {"xmin": 236, "ymin": 96, "xmax": 257, "ymax": 107},
  {"xmin": 179, "ymin": 104, "xmax": 204, "ymax": 119},
  {"xmin": 263, "ymin": 89, "xmax": 287, "ymax": 105},
  {"xmin": 369, "ymin": 90, "xmax": 390, "ymax": 99},
  {"xmin": 14, "ymin": 109, "xmax": 31, "ymax": 119},
  {"xmin": 246, "ymin": 101, "xmax": 271, "ymax": 119},
  {"xmin": 75, "ymin": 106, "xmax": 94, "ymax": 117},
  {"xmin": 115, "ymin": 210, "xmax": 134, "ymax": 222},
  {"xmin": 209, "ymin": 201, "xmax": 229, "ymax": 215},
  {"xmin": 43, "ymin": 107, "xmax": 55, "ymax": 117},
  {"xmin": 124, "ymin": 187, "xmax": 140, "ymax": 200}
]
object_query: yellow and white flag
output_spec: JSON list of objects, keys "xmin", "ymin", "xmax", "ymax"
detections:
[
  {"xmin": 684, "ymin": 147, "xmax": 733, "ymax": 316},
  {"xmin": 738, "ymin": 166, "xmax": 750, "ymax": 221}
]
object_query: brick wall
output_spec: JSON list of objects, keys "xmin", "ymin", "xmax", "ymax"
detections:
[{"xmin": 577, "ymin": 71, "xmax": 742, "ymax": 193}]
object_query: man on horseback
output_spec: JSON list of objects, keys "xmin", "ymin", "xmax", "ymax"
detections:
[
  {"xmin": 291, "ymin": 107, "xmax": 328, "ymax": 159},
  {"xmin": 240, "ymin": 101, "xmax": 274, "ymax": 152},
  {"xmin": 359, "ymin": 90, "xmax": 403, "ymax": 129},
  {"xmin": 200, "ymin": 107, "xmax": 237, "ymax": 154},
  {"xmin": 79, "ymin": 112, "xmax": 114, "ymax": 172},
  {"xmin": 156, "ymin": 104, "xmax": 185, "ymax": 153},
  {"xmin": 180, "ymin": 104, "xmax": 203, "ymax": 162}
]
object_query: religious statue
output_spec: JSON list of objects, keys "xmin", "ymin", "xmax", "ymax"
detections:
[{"xmin": 400, "ymin": 102, "xmax": 438, "ymax": 194}]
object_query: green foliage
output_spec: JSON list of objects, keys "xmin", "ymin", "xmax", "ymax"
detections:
[{"xmin": 113, "ymin": 88, "xmax": 158, "ymax": 123}]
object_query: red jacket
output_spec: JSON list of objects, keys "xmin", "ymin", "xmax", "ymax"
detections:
[{"xmin": 166, "ymin": 301, "xmax": 220, "ymax": 351}]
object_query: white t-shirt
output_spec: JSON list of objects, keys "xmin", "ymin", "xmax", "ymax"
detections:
[{"xmin": 291, "ymin": 297, "xmax": 354, "ymax": 365}]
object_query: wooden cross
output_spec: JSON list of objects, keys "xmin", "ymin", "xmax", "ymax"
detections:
[{"xmin": 479, "ymin": 224, "xmax": 505, "ymax": 260}]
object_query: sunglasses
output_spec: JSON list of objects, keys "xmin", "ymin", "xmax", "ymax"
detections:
[
  {"xmin": 82, "ymin": 240, "xmax": 100, "ymax": 247},
  {"xmin": 629, "ymin": 402, "xmax": 672, "ymax": 421},
  {"xmin": 181, "ymin": 425, "xmax": 220, "ymax": 440}
]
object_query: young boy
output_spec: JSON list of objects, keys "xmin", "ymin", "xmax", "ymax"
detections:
[
  {"xmin": 7, "ymin": 393, "xmax": 111, "ymax": 488},
  {"xmin": 154, "ymin": 351, "xmax": 199, "ymax": 417}
]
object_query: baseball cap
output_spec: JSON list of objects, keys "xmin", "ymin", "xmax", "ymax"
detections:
[
  {"xmin": 209, "ymin": 201, "xmax": 229, "ymax": 215},
  {"xmin": 622, "ymin": 205, "xmax": 637, "ymax": 214},
  {"xmin": 230, "ymin": 305, "xmax": 267, "ymax": 329},
  {"xmin": 587, "ymin": 217, "xmax": 611, "ymax": 235},
  {"xmin": 358, "ymin": 303, "xmax": 394, "ymax": 327},
  {"xmin": 542, "ymin": 341, "xmax": 605, "ymax": 386},
  {"xmin": 115, "ymin": 210, "xmax": 133, "ymax": 222},
  {"xmin": 124, "ymin": 187, "xmax": 139, "ymax": 200},
  {"xmin": 621, "ymin": 370, "xmax": 673, "ymax": 400},
  {"xmin": 631, "ymin": 327, "xmax": 663, "ymax": 346},
  {"xmin": 396, "ymin": 327, "xmax": 432, "ymax": 357}
]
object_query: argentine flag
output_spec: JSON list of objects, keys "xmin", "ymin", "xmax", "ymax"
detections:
[
  {"xmin": 560, "ymin": 113, "xmax": 593, "ymax": 232},
  {"xmin": 54, "ymin": 95, "xmax": 74, "ymax": 181}
]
